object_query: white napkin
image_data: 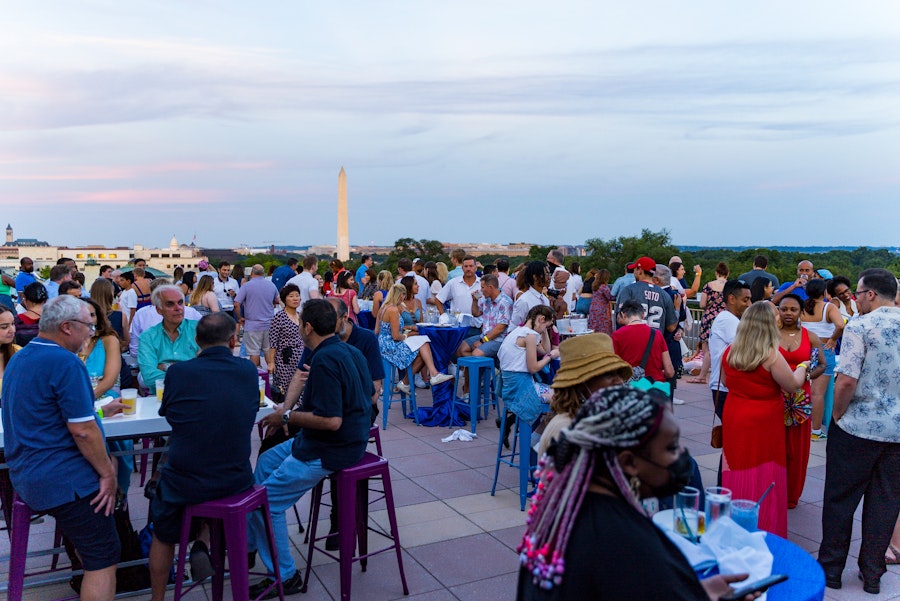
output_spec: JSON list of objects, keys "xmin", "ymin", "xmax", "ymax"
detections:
[
  {"xmin": 442, "ymin": 429, "xmax": 478, "ymax": 442},
  {"xmin": 700, "ymin": 517, "xmax": 773, "ymax": 600},
  {"xmin": 438, "ymin": 313, "xmax": 451, "ymax": 325}
]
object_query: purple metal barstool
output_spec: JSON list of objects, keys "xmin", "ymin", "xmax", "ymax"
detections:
[
  {"xmin": 301, "ymin": 424, "xmax": 384, "ymax": 542},
  {"xmin": 302, "ymin": 452, "xmax": 408, "ymax": 601},
  {"xmin": 7, "ymin": 494, "xmax": 68, "ymax": 601},
  {"xmin": 173, "ymin": 485, "xmax": 283, "ymax": 601}
]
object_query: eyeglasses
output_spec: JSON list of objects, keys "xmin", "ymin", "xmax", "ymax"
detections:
[
  {"xmin": 856, "ymin": 289, "xmax": 874, "ymax": 297},
  {"xmin": 69, "ymin": 320, "xmax": 96, "ymax": 333}
]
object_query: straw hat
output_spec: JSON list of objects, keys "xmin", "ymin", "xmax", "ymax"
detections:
[{"xmin": 551, "ymin": 333, "xmax": 633, "ymax": 388}]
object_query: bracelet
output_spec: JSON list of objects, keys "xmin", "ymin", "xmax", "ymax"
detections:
[
  {"xmin": 797, "ymin": 362, "xmax": 809, "ymax": 371},
  {"xmin": 96, "ymin": 408, "xmax": 104, "ymax": 419},
  {"xmin": 482, "ymin": 336, "xmax": 489, "ymax": 343}
]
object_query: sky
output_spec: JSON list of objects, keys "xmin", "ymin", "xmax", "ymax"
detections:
[{"xmin": 1, "ymin": 1, "xmax": 899, "ymax": 250}]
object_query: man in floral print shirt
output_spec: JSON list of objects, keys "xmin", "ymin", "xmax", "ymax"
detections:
[{"xmin": 819, "ymin": 268, "xmax": 900, "ymax": 594}]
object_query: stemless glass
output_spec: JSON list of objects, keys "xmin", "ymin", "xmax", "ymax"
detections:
[{"xmin": 705, "ymin": 486, "xmax": 732, "ymax": 527}]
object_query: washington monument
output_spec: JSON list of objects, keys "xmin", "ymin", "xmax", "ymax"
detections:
[{"xmin": 337, "ymin": 166, "xmax": 349, "ymax": 261}]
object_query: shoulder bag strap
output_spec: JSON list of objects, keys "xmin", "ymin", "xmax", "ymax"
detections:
[{"xmin": 639, "ymin": 329, "xmax": 656, "ymax": 371}]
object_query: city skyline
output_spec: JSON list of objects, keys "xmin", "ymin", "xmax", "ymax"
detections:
[{"xmin": 2, "ymin": 2, "xmax": 899, "ymax": 248}]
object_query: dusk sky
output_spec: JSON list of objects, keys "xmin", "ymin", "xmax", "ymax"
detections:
[{"xmin": 2, "ymin": 2, "xmax": 899, "ymax": 250}]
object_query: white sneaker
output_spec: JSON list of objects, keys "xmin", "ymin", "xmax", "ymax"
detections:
[
  {"xmin": 430, "ymin": 373, "xmax": 454, "ymax": 386},
  {"xmin": 396, "ymin": 381, "xmax": 411, "ymax": 395},
  {"xmin": 672, "ymin": 398, "xmax": 685, "ymax": 405},
  {"xmin": 414, "ymin": 374, "xmax": 429, "ymax": 389}
]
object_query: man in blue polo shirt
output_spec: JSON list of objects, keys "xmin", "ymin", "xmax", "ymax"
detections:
[
  {"xmin": 1, "ymin": 295, "xmax": 120, "ymax": 601},
  {"xmin": 249, "ymin": 299, "xmax": 372, "ymax": 598}
]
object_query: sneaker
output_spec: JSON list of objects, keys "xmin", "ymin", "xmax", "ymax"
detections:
[
  {"xmin": 396, "ymin": 381, "xmax": 411, "ymax": 395},
  {"xmin": 430, "ymin": 373, "xmax": 453, "ymax": 386},
  {"xmin": 811, "ymin": 430, "xmax": 827, "ymax": 441},
  {"xmin": 672, "ymin": 398, "xmax": 685, "ymax": 405},
  {"xmin": 414, "ymin": 374, "xmax": 429, "ymax": 389},
  {"xmin": 189, "ymin": 540, "xmax": 215, "ymax": 582},
  {"xmin": 250, "ymin": 570, "xmax": 303, "ymax": 599}
]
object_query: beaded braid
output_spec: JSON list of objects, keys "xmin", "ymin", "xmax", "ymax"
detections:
[{"xmin": 518, "ymin": 385, "xmax": 663, "ymax": 591}]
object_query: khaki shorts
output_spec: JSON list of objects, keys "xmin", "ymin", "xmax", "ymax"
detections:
[{"xmin": 243, "ymin": 329, "xmax": 270, "ymax": 356}]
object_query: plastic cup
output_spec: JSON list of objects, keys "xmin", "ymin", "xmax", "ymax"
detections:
[
  {"xmin": 705, "ymin": 486, "xmax": 732, "ymax": 527},
  {"xmin": 259, "ymin": 379, "xmax": 266, "ymax": 407},
  {"xmin": 121, "ymin": 388, "xmax": 138, "ymax": 415},
  {"xmin": 731, "ymin": 500, "xmax": 759, "ymax": 532},
  {"xmin": 674, "ymin": 486, "xmax": 704, "ymax": 538},
  {"xmin": 155, "ymin": 380, "xmax": 165, "ymax": 402}
]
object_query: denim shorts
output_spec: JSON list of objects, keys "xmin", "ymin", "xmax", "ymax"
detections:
[{"xmin": 48, "ymin": 493, "xmax": 120, "ymax": 571}]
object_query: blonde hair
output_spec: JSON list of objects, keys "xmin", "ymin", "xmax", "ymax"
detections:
[
  {"xmin": 190, "ymin": 275, "xmax": 215, "ymax": 306},
  {"xmin": 436, "ymin": 262, "xmax": 449, "ymax": 284},
  {"xmin": 384, "ymin": 283, "xmax": 406, "ymax": 307},
  {"xmin": 727, "ymin": 302, "xmax": 779, "ymax": 372},
  {"xmin": 377, "ymin": 270, "xmax": 394, "ymax": 291}
]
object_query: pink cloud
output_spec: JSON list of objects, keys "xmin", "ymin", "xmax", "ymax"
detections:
[
  {"xmin": 73, "ymin": 189, "xmax": 222, "ymax": 205},
  {"xmin": 0, "ymin": 161, "xmax": 276, "ymax": 181}
]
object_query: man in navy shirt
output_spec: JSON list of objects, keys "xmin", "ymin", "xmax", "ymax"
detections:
[
  {"xmin": 147, "ymin": 312, "xmax": 259, "ymax": 601},
  {"xmin": 2, "ymin": 295, "xmax": 120, "ymax": 600},
  {"xmin": 250, "ymin": 299, "xmax": 373, "ymax": 597}
]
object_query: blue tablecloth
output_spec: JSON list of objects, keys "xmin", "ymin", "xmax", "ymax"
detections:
[
  {"xmin": 696, "ymin": 533, "xmax": 824, "ymax": 601},
  {"xmin": 358, "ymin": 310, "xmax": 375, "ymax": 330},
  {"xmin": 414, "ymin": 325, "xmax": 469, "ymax": 427}
]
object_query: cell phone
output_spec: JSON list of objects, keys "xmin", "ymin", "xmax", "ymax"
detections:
[{"xmin": 718, "ymin": 574, "xmax": 788, "ymax": 600}]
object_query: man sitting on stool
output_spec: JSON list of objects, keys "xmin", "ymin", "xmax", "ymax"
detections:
[
  {"xmin": 250, "ymin": 299, "xmax": 373, "ymax": 598},
  {"xmin": 147, "ymin": 312, "xmax": 260, "ymax": 601}
]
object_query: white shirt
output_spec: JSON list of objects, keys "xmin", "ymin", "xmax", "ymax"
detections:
[
  {"xmin": 510, "ymin": 287, "xmax": 549, "ymax": 327},
  {"xmin": 708, "ymin": 310, "xmax": 740, "ymax": 393},
  {"xmin": 566, "ymin": 274, "xmax": 583, "ymax": 312},
  {"xmin": 437, "ymin": 276, "xmax": 482, "ymax": 326},
  {"xmin": 213, "ymin": 276, "xmax": 239, "ymax": 310},
  {"xmin": 119, "ymin": 288, "xmax": 137, "ymax": 313},
  {"xmin": 129, "ymin": 304, "xmax": 203, "ymax": 357},
  {"xmin": 286, "ymin": 271, "xmax": 319, "ymax": 306},
  {"xmin": 498, "ymin": 325, "xmax": 539, "ymax": 373}
]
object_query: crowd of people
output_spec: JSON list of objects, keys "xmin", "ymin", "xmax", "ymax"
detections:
[{"xmin": 1, "ymin": 248, "xmax": 899, "ymax": 599}]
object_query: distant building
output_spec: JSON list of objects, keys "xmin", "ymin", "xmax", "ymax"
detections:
[{"xmin": 0, "ymin": 226, "xmax": 207, "ymax": 276}]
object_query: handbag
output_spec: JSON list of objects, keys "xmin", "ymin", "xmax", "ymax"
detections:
[{"xmin": 783, "ymin": 387, "xmax": 812, "ymax": 427}]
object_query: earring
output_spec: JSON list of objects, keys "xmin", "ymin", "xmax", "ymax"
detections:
[{"xmin": 629, "ymin": 475, "xmax": 641, "ymax": 500}]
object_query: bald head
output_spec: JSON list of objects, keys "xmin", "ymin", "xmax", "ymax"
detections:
[
  {"xmin": 798, "ymin": 261, "xmax": 814, "ymax": 278},
  {"xmin": 251, "ymin": 264, "xmax": 265, "ymax": 277}
]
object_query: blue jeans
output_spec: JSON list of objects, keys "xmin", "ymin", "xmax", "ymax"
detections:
[{"xmin": 247, "ymin": 439, "xmax": 331, "ymax": 577}]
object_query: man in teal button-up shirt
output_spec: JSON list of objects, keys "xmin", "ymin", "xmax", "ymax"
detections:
[{"xmin": 138, "ymin": 285, "xmax": 200, "ymax": 393}]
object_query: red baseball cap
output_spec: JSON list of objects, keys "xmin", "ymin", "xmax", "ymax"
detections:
[{"xmin": 634, "ymin": 257, "xmax": 656, "ymax": 272}]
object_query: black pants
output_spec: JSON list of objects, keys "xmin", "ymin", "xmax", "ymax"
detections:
[
  {"xmin": 711, "ymin": 390, "xmax": 728, "ymax": 486},
  {"xmin": 818, "ymin": 421, "xmax": 900, "ymax": 582}
]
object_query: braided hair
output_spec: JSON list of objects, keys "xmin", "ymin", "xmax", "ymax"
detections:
[{"xmin": 519, "ymin": 385, "xmax": 666, "ymax": 590}]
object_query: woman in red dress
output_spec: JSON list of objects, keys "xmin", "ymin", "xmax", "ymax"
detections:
[
  {"xmin": 777, "ymin": 294, "xmax": 826, "ymax": 509},
  {"xmin": 722, "ymin": 302, "xmax": 810, "ymax": 537}
]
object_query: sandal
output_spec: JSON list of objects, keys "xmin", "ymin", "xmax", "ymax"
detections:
[
  {"xmin": 885, "ymin": 544, "xmax": 900, "ymax": 565},
  {"xmin": 686, "ymin": 377, "xmax": 708, "ymax": 384}
]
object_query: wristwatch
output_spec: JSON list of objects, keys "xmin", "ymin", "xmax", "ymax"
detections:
[{"xmin": 281, "ymin": 410, "xmax": 291, "ymax": 426}]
